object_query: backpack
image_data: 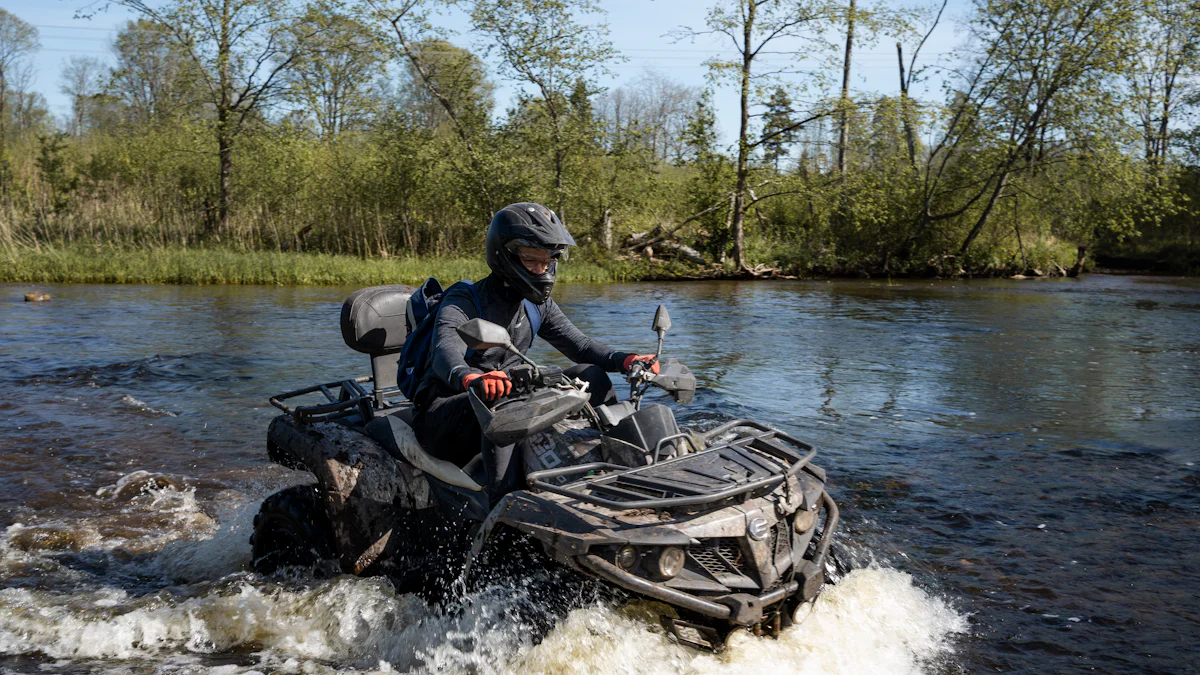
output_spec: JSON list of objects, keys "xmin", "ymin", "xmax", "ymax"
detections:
[{"xmin": 396, "ymin": 277, "xmax": 543, "ymax": 400}]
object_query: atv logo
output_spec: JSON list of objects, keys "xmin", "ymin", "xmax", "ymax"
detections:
[{"xmin": 748, "ymin": 517, "xmax": 770, "ymax": 540}]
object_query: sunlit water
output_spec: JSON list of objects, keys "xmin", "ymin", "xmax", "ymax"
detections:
[{"xmin": 1, "ymin": 276, "xmax": 1196, "ymax": 673}]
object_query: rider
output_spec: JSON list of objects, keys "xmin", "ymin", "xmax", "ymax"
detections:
[{"xmin": 411, "ymin": 202, "xmax": 658, "ymax": 500}]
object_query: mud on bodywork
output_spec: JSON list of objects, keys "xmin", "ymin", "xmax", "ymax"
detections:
[
  {"xmin": 482, "ymin": 436, "xmax": 837, "ymax": 632},
  {"xmin": 267, "ymin": 415, "xmax": 431, "ymax": 574}
]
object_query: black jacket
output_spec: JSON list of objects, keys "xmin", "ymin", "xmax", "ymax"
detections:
[{"xmin": 414, "ymin": 274, "xmax": 627, "ymax": 406}]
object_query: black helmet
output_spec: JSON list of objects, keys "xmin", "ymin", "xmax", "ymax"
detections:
[{"xmin": 485, "ymin": 202, "xmax": 575, "ymax": 304}]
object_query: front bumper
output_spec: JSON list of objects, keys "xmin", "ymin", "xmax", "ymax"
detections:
[
  {"xmin": 576, "ymin": 489, "xmax": 839, "ymax": 626},
  {"xmin": 578, "ymin": 554, "xmax": 802, "ymax": 625}
]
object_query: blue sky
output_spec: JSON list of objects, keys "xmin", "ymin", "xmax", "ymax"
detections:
[{"xmin": 8, "ymin": 0, "xmax": 971, "ymax": 146}]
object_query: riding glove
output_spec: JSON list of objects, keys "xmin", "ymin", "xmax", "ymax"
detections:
[
  {"xmin": 462, "ymin": 370, "xmax": 512, "ymax": 400},
  {"xmin": 622, "ymin": 354, "xmax": 661, "ymax": 375}
]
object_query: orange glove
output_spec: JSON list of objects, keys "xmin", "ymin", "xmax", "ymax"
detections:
[
  {"xmin": 463, "ymin": 370, "xmax": 512, "ymax": 401},
  {"xmin": 622, "ymin": 354, "xmax": 660, "ymax": 375}
]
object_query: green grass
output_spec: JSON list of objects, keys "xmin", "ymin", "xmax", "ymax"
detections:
[{"xmin": 0, "ymin": 246, "xmax": 620, "ymax": 286}]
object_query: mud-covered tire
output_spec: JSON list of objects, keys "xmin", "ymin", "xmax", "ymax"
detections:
[{"xmin": 250, "ymin": 484, "xmax": 336, "ymax": 575}]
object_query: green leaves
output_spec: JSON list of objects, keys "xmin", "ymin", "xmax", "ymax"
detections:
[{"xmin": 0, "ymin": 0, "xmax": 1196, "ymax": 277}]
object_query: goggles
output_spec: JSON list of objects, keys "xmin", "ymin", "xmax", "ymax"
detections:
[{"xmin": 505, "ymin": 239, "xmax": 569, "ymax": 263}]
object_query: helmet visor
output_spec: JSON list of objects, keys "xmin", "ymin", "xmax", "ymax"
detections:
[{"xmin": 505, "ymin": 239, "xmax": 569, "ymax": 263}]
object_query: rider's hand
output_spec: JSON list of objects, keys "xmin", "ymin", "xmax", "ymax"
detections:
[
  {"xmin": 462, "ymin": 371, "xmax": 512, "ymax": 401},
  {"xmin": 622, "ymin": 354, "xmax": 660, "ymax": 375}
]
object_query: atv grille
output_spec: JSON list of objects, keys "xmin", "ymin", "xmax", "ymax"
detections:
[
  {"xmin": 774, "ymin": 520, "xmax": 791, "ymax": 561},
  {"xmin": 690, "ymin": 538, "xmax": 746, "ymax": 577}
]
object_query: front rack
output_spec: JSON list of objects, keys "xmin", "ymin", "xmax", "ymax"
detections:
[
  {"xmin": 269, "ymin": 376, "xmax": 377, "ymax": 424},
  {"xmin": 526, "ymin": 419, "xmax": 817, "ymax": 511}
]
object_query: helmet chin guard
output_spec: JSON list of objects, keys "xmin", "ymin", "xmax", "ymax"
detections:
[{"xmin": 486, "ymin": 203, "xmax": 575, "ymax": 304}]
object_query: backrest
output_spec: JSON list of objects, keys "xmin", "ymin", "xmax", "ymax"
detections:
[{"xmin": 340, "ymin": 285, "xmax": 412, "ymax": 405}]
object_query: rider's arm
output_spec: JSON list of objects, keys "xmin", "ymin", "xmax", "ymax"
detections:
[
  {"xmin": 537, "ymin": 298, "xmax": 630, "ymax": 372},
  {"xmin": 429, "ymin": 298, "xmax": 482, "ymax": 392}
]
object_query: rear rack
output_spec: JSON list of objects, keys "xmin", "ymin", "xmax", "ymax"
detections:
[
  {"xmin": 526, "ymin": 420, "xmax": 817, "ymax": 511},
  {"xmin": 269, "ymin": 376, "xmax": 378, "ymax": 424}
]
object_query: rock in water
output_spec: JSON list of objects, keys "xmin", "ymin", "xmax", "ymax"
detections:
[{"xmin": 24, "ymin": 291, "xmax": 52, "ymax": 302}]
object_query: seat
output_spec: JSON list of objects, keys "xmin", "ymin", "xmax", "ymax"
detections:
[{"xmin": 365, "ymin": 415, "xmax": 484, "ymax": 492}]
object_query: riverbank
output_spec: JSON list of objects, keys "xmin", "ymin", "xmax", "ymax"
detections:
[
  {"xmin": 3, "ymin": 244, "xmax": 1190, "ymax": 287},
  {"xmin": 0, "ymin": 247, "xmax": 619, "ymax": 286}
]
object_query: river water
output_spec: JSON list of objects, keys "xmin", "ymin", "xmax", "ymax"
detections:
[{"xmin": 0, "ymin": 276, "xmax": 1196, "ymax": 674}]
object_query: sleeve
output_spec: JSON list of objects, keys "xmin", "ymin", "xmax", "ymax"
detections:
[
  {"xmin": 430, "ymin": 296, "xmax": 481, "ymax": 392},
  {"xmin": 537, "ymin": 298, "xmax": 630, "ymax": 372}
]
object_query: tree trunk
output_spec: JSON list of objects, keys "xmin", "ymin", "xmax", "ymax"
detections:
[
  {"xmin": 1068, "ymin": 245, "xmax": 1086, "ymax": 277},
  {"xmin": 217, "ymin": 118, "xmax": 232, "ymax": 235},
  {"xmin": 836, "ymin": 0, "xmax": 856, "ymax": 174},
  {"xmin": 1158, "ymin": 71, "xmax": 1172, "ymax": 168},
  {"xmin": 216, "ymin": 0, "xmax": 233, "ymax": 233},
  {"xmin": 600, "ymin": 208, "xmax": 612, "ymax": 251},
  {"xmin": 897, "ymin": 42, "xmax": 916, "ymax": 165},
  {"xmin": 730, "ymin": 0, "xmax": 756, "ymax": 270},
  {"xmin": 554, "ymin": 147, "xmax": 564, "ymax": 213},
  {"xmin": 0, "ymin": 70, "xmax": 7, "ymax": 160},
  {"xmin": 1013, "ymin": 193, "xmax": 1028, "ymax": 271},
  {"xmin": 719, "ymin": 194, "xmax": 735, "ymax": 264},
  {"xmin": 959, "ymin": 170, "xmax": 1009, "ymax": 256}
]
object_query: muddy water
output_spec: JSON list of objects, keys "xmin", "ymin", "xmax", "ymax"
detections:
[{"xmin": 0, "ymin": 276, "xmax": 1196, "ymax": 674}]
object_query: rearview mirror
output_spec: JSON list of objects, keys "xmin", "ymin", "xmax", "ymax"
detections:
[
  {"xmin": 457, "ymin": 318, "xmax": 514, "ymax": 352},
  {"xmin": 652, "ymin": 305, "xmax": 672, "ymax": 336}
]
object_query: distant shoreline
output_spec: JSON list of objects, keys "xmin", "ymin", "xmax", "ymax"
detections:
[{"xmin": 2, "ymin": 246, "xmax": 1193, "ymax": 287}]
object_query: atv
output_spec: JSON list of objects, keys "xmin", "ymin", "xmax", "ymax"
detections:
[{"xmin": 254, "ymin": 284, "xmax": 839, "ymax": 650}]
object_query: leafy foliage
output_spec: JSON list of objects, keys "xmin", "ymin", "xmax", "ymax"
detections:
[{"xmin": 0, "ymin": 0, "xmax": 1197, "ymax": 280}]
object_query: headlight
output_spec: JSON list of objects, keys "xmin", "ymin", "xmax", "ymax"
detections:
[
  {"xmin": 793, "ymin": 599, "xmax": 815, "ymax": 624},
  {"xmin": 616, "ymin": 545, "xmax": 638, "ymax": 570},
  {"xmin": 793, "ymin": 507, "xmax": 817, "ymax": 533},
  {"xmin": 648, "ymin": 546, "xmax": 685, "ymax": 580}
]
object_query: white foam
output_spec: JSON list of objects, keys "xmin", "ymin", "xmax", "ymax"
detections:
[
  {"xmin": 0, "ymin": 565, "xmax": 966, "ymax": 674},
  {"xmin": 118, "ymin": 394, "xmax": 178, "ymax": 416},
  {"xmin": 515, "ymin": 567, "xmax": 967, "ymax": 675},
  {"xmin": 0, "ymin": 468, "xmax": 967, "ymax": 674}
]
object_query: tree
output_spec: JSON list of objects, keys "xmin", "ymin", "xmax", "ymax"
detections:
[
  {"xmin": 284, "ymin": 5, "xmax": 386, "ymax": 138},
  {"xmin": 471, "ymin": 0, "xmax": 616, "ymax": 214},
  {"xmin": 912, "ymin": 0, "xmax": 1139, "ymax": 258},
  {"xmin": 762, "ymin": 86, "xmax": 796, "ymax": 171},
  {"xmin": 835, "ymin": 0, "xmax": 856, "ymax": 174},
  {"xmin": 111, "ymin": 0, "xmax": 313, "ymax": 230},
  {"xmin": 107, "ymin": 19, "xmax": 199, "ymax": 125},
  {"xmin": 894, "ymin": 0, "xmax": 948, "ymax": 165},
  {"xmin": 682, "ymin": 89, "xmax": 734, "ymax": 261},
  {"xmin": 677, "ymin": 0, "xmax": 838, "ymax": 270},
  {"xmin": 61, "ymin": 56, "xmax": 105, "ymax": 136},
  {"xmin": 359, "ymin": 0, "xmax": 501, "ymax": 215},
  {"xmin": 395, "ymin": 39, "xmax": 494, "ymax": 134},
  {"xmin": 4, "ymin": 61, "xmax": 45, "ymax": 133},
  {"xmin": 596, "ymin": 70, "xmax": 700, "ymax": 164},
  {"xmin": 0, "ymin": 9, "xmax": 38, "ymax": 181},
  {"xmin": 1128, "ymin": 0, "xmax": 1200, "ymax": 170},
  {"xmin": 35, "ymin": 132, "xmax": 78, "ymax": 214}
]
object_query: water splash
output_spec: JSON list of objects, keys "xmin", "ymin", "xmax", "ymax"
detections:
[
  {"xmin": 118, "ymin": 394, "xmax": 178, "ymax": 417},
  {"xmin": 516, "ymin": 568, "xmax": 967, "ymax": 675},
  {"xmin": 0, "ymin": 472, "xmax": 966, "ymax": 674},
  {"xmin": 0, "ymin": 564, "xmax": 965, "ymax": 674}
]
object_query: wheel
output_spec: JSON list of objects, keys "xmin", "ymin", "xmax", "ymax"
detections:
[{"xmin": 250, "ymin": 484, "xmax": 337, "ymax": 575}]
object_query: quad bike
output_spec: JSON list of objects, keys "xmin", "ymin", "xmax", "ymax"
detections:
[{"xmin": 254, "ymin": 285, "xmax": 839, "ymax": 650}]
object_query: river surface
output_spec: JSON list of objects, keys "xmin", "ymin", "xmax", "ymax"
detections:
[{"xmin": 0, "ymin": 275, "xmax": 1197, "ymax": 674}]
